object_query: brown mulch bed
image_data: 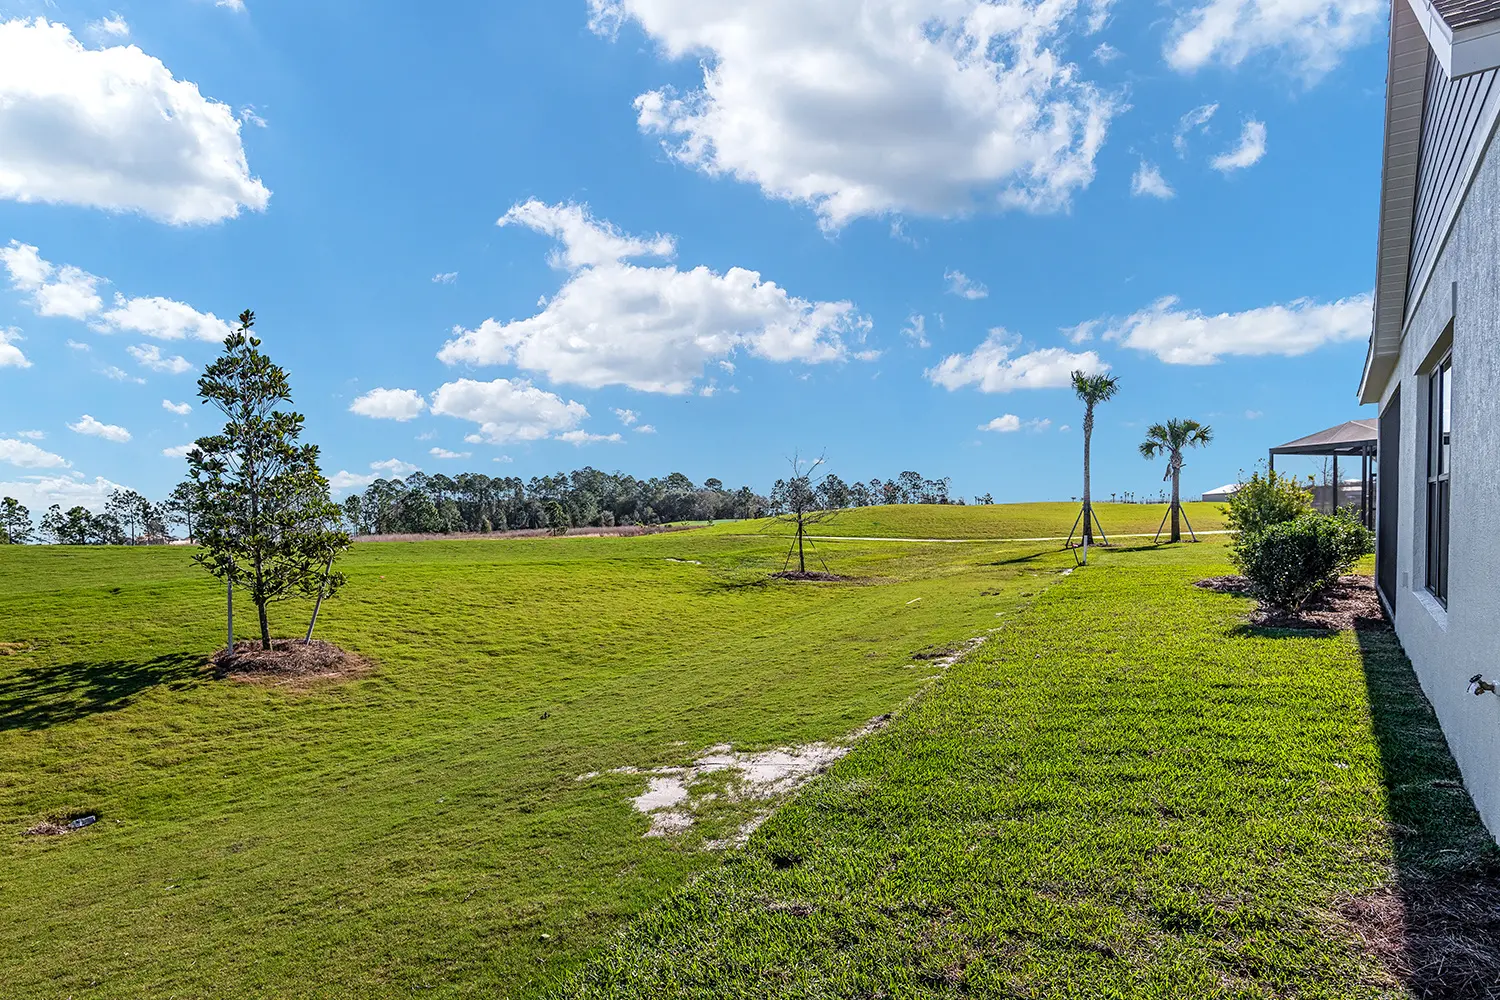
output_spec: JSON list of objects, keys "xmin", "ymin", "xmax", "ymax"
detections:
[
  {"xmin": 211, "ymin": 639, "xmax": 372, "ymax": 686},
  {"xmin": 1195, "ymin": 575, "xmax": 1391, "ymax": 632},
  {"xmin": 770, "ymin": 571, "xmax": 850, "ymax": 583}
]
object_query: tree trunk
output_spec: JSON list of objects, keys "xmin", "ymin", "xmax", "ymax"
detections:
[
  {"xmin": 1170, "ymin": 460, "xmax": 1182, "ymax": 543},
  {"xmin": 797, "ymin": 517, "xmax": 806, "ymax": 574},
  {"xmin": 1081, "ymin": 405, "xmax": 1095, "ymax": 545},
  {"xmin": 227, "ymin": 574, "xmax": 234, "ymax": 654}
]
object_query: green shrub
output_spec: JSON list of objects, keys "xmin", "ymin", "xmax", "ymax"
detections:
[
  {"xmin": 1226, "ymin": 469, "xmax": 1313, "ymax": 537},
  {"xmin": 1237, "ymin": 511, "xmax": 1374, "ymax": 611}
]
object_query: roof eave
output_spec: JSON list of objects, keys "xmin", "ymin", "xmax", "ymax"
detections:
[
  {"xmin": 1365, "ymin": 0, "xmax": 1432, "ymax": 405},
  {"xmin": 1410, "ymin": 0, "xmax": 1500, "ymax": 76}
]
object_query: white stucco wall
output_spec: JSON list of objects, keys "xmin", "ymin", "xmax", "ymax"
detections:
[{"xmin": 1381, "ymin": 104, "xmax": 1500, "ymax": 842}]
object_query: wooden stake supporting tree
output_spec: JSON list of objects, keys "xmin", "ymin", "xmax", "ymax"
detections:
[
  {"xmin": 185, "ymin": 311, "xmax": 352, "ymax": 652},
  {"xmin": 773, "ymin": 452, "xmax": 837, "ymax": 578}
]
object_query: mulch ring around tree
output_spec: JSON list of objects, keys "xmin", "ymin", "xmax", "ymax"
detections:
[
  {"xmin": 1194, "ymin": 575, "xmax": 1392, "ymax": 632},
  {"xmin": 211, "ymin": 639, "xmax": 372, "ymax": 687},
  {"xmin": 770, "ymin": 571, "xmax": 852, "ymax": 583}
]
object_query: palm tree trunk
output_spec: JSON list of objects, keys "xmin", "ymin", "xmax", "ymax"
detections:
[
  {"xmin": 1082, "ymin": 405, "xmax": 1095, "ymax": 545},
  {"xmin": 1170, "ymin": 463, "xmax": 1182, "ymax": 543}
]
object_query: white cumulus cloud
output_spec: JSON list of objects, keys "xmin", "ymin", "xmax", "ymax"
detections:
[
  {"xmin": 980, "ymin": 415, "xmax": 1052, "ymax": 433},
  {"xmin": 613, "ymin": 408, "xmax": 640, "ymax": 426},
  {"xmin": 1131, "ymin": 161, "xmax": 1175, "ymax": 199},
  {"xmin": 945, "ymin": 270, "xmax": 989, "ymax": 300},
  {"xmin": 128, "ymin": 344, "xmax": 193, "ymax": 374},
  {"xmin": 429, "ymin": 447, "xmax": 472, "ymax": 460},
  {"xmin": 928, "ymin": 330, "xmax": 1109, "ymax": 393},
  {"xmin": 1165, "ymin": 0, "xmax": 1382, "ymax": 78},
  {"xmin": 0, "ymin": 327, "xmax": 29, "ymax": 368},
  {"xmin": 68, "ymin": 414, "xmax": 131, "ymax": 442},
  {"xmin": 1211, "ymin": 120, "xmax": 1267, "ymax": 172},
  {"xmin": 591, "ymin": 0, "xmax": 1117, "ymax": 227},
  {"xmin": 430, "ymin": 377, "xmax": 590, "ymax": 444},
  {"xmin": 1174, "ymin": 102, "xmax": 1218, "ymax": 155},
  {"xmin": 1, "ymin": 241, "xmax": 230, "ymax": 341},
  {"xmin": 439, "ymin": 201, "xmax": 865, "ymax": 395},
  {"xmin": 349, "ymin": 387, "xmax": 427, "ymax": 422},
  {"xmin": 163, "ymin": 399, "xmax": 193, "ymax": 415},
  {"xmin": 557, "ymin": 430, "xmax": 625, "ymax": 446},
  {"xmin": 1, "ymin": 241, "xmax": 104, "ymax": 319},
  {"xmin": 161, "ymin": 444, "xmax": 195, "ymax": 458},
  {"xmin": 0, "ymin": 18, "xmax": 270, "ymax": 224},
  {"xmin": 0, "ymin": 438, "xmax": 70, "ymax": 468},
  {"xmin": 88, "ymin": 14, "xmax": 130, "ymax": 38},
  {"xmin": 1105, "ymin": 292, "xmax": 1372, "ymax": 364},
  {"xmin": 97, "ymin": 294, "xmax": 232, "ymax": 341}
]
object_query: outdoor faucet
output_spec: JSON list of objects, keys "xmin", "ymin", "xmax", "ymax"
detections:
[{"xmin": 1468, "ymin": 674, "xmax": 1498, "ymax": 698}]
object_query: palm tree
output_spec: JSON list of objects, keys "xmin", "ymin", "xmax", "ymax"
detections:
[
  {"xmin": 1139, "ymin": 418, "xmax": 1213, "ymax": 543},
  {"xmin": 1071, "ymin": 371, "xmax": 1122, "ymax": 545}
]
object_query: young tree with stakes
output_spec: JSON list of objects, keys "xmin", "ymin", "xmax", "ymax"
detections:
[
  {"xmin": 1140, "ymin": 418, "xmax": 1214, "ymax": 543},
  {"xmin": 1070, "ymin": 370, "xmax": 1122, "ymax": 550},
  {"xmin": 187, "ymin": 311, "xmax": 351, "ymax": 651},
  {"xmin": 775, "ymin": 453, "xmax": 837, "ymax": 576}
]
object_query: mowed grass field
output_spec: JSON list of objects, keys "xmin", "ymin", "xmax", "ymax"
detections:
[
  {"xmin": 554, "ymin": 543, "xmax": 1500, "ymax": 999},
  {"xmin": 0, "ymin": 515, "xmax": 1068, "ymax": 998},
  {"xmin": 2, "ymin": 505, "xmax": 1491, "ymax": 998},
  {"xmin": 719, "ymin": 501, "xmax": 1228, "ymax": 541}
]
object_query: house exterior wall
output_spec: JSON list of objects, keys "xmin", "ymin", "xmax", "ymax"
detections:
[
  {"xmin": 1409, "ymin": 53, "xmax": 1500, "ymax": 307},
  {"xmin": 1381, "ymin": 90, "xmax": 1500, "ymax": 840}
]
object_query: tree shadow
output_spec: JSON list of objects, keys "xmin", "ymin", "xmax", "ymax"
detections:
[
  {"xmin": 0, "ymin": 652, "xmax": 205, "ymax": 731},
  {"xmin": 1350, "ymin": 627, "xmax": 1500, "ymax": 997}
]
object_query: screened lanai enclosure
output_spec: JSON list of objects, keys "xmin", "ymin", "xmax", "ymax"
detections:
[{"xmin": 1268, "ymin": 419, "xmax": 1378, "ymax": 529}]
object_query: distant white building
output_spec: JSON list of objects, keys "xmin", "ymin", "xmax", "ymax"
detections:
[
  {"xmin": 1361, "ymin": 0, "xmax": 1500, "ymax": 841},
  {"xmin": 1200, "ymin": 484, "xmax": 1241, "ymax": 504}
]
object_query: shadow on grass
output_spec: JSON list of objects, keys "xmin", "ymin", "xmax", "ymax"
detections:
[
  {"xmin": 0, "ymin": 652, "xmax": 204, "ymax": 731},
  {"xmin": 1353, "ymin": 627, "xmax": 1500, "ymax": 998}
]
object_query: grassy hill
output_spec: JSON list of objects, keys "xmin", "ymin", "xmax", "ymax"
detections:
[
  {"xmin": 714, "ymin": 501, "xmax": 1228, "ymax": 541},
  {"xmin": 0, "ymin": 531, "xmax": 1064, "ymax": 998},
  {"xmin": 3, "ymin": 523, "xmax": 1486, "ymax": 997}
]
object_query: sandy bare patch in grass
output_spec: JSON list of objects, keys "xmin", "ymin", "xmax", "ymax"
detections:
[
  {"xmin": 1196, "ymin": 575, "xmax": 1391, "ymax": 632},
  {"xmin": 23, "ymin": 810, "xmax": 100, "ymax": 838},
  {"xmin": 212, "ymin": 639, "xmax": 372, "ymax": 687},
  {"xmin": 0, "ymin": 641, "xmax": 30, "ymax": 656},
  {"xmin": 589, "ymin": 639, "xmax": 988, "ymax": 847}
]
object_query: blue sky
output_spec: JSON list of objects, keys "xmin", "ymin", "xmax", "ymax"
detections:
[{"xmin": 0, "ymin": 0, "xmax": 1389, "ymax": 511}]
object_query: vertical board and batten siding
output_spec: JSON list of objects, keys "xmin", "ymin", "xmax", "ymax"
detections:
[{"xmin": 1407, "ymin": 52, "xmax": 1500, "ymax": 311}]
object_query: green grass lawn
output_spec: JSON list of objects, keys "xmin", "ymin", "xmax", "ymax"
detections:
[
  {"xmin": 717, "ymin": 501, "xmax": 1228, "ymax": 541},
  {"xmin": 2, "ymin": 509, "xmax": 1490, "ymax": 998},
  {"xmin": 552, "ymin": 541, "xmax": 1500, "ymax": 999},
  {"xmin": 0, "ymin": 525, "xmax": 1063, "ymax": 998}
]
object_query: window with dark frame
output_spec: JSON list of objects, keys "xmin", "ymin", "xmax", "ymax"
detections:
[{"xmin": 1426, "ymin": 356, "xmax": 1451, "ymax": 605}]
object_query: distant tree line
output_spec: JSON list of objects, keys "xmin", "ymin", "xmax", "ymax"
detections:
[
  {"xmin": 343, "ymin": 467, "xmax": 962, "ymax": 536},
  {"xmin": 2, "ymin": 466, "xmax": 961, "ymax": 544},
  {"xmin": 0, "ymin": 486, "xmax": 198, "ymax": 546}
]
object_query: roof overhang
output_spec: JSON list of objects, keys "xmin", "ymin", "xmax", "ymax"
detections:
[
  {"xmin": 1409, "ymin": 0, "xmax": 1500, "ymax": 77},
  {"xmin": 1361, "ymin": 0, "xmax": 1432, "ymax": 405}
]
